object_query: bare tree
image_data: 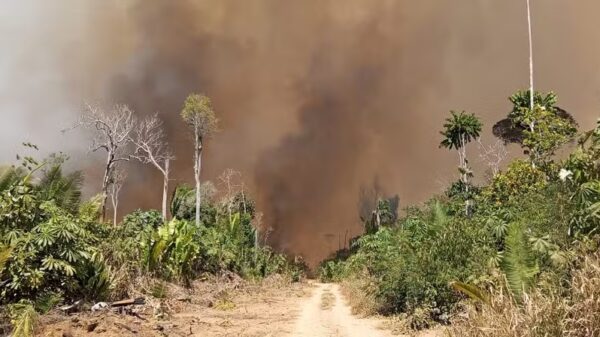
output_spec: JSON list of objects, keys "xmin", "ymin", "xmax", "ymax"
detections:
[
  {"xmin": 109, "ymin": 168, "xmax": 127, "ymax": 227},
  {"xmin": 252, "ymin": 212, "xmax": 263, "ymax": 249},
  {"xmin": 218, "ymin": 168, "xmax": 241, "ymax": 218},
  {"xmin": 180, "ymin": 94, "xmax": 218, "ymax": 226},
  {"xmin": 132, "ymin": 114, "xmax": 175, "ymax": 220},
  {"xmin": 477, "ymin": 139, "xmax": 509, "ymax": 177},
  {"xmin": 77, "ymin": 104, "xmax": 136, "ymax": 220}
]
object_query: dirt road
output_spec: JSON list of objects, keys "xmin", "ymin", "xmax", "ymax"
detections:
[{"xmin": 289, "ymin": 283, "xmax": 395, "ymax": 337}]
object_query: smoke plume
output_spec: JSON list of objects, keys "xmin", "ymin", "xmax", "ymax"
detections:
[{"xmin": 2, "ymin": 0, "xmax": 600, "ymax": 263}]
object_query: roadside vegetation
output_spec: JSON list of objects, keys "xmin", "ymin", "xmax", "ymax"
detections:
[
  {"xmin": 0, "ymin": 95, "xmax": 302, "ymax": 336},
  {"xmin": 320, "ymin": 90, "xmax": 600, "ymax": 336}
]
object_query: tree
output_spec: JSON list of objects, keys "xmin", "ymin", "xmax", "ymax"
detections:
[
  {"xmin": 132, "ymin": 114, "xmax": 174, "ymax": 220},
  {"xmin": 108, "ymin": 167, "xmax": 126, "ymax": 227},
  {"xmin": 76, "ymin": 104, "xmax": 136, "ymax": 221},
  {"xmin": 440, "ymin": 111, "xmax": 483, "ymax": 189},
  {"xmin": 218, "ymin": 169, "xmax": 242, "ymax": 219},
  {"xmin": 37, "ymin": 162, "xmax": 84, "ymax": 214},
  {"xmin": 477, "ymin": 139, "xmax": 508, "ymax": 178},
  {"xmin": 180, "ymin": 94, "xmax": 218, "ymax": 227},
  {"xmin": 493, "ymin": 91, "xmax": 577, "ymax": 162}
]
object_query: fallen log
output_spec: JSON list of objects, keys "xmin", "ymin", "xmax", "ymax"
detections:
[
  {"xmin": 110, "ymin": 297, "xmax": 145, "ymax": 307},
  {"xmin": 59, "ymin": 300, "xmax": 82, "ymax": 314}
]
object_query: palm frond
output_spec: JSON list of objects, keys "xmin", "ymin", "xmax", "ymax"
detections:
[
  {"xmin": 8, "ymin": 301, "xmax": 38, "ymax": 337},
  {"xmin": 170, "ymin": 185, "xmax": 194, "ymax": 219},
  {"xmin": 0, "ymin": 167, "xmax": 25, "ymax": 192},
  {"xmin": 37, "ymin": 165, "xmax": 83, "ymax": 213},
  {"xmin": 501, "ymin": 222, "xmax": 539, "ymax": 302},
  {"xmin": 450, "ymin": 281, "xmax": 489, "ymax": 305},
  {"xmin": 0, "ymin": 245, "xmax": 12, "ymax": 271}
]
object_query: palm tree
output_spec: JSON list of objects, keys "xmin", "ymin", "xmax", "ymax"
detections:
[
  {"xmin": 440, "ymin": 110, "xmax": 483, "ymax": 186},
  {"xmin": 0, "ymin": 166, "xmax": 26, "ymax": 192},
  {"xmin": 37, "ymin": 165, "xmax": 84, "ymax": 214},
  {"xmin": 2, "ymin": 162, "xmax": 83, "ymax": 211}
]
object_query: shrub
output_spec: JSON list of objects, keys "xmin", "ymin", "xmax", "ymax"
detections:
[
  {"xmin": 142, "ymin": 218, "xmax": 201, "ymax": 283},
  {"xmin": 1, "ymin": 201, "xmax": 108, "ymax": 303},
  {"xmin": 482, "ymin": 160, "xmax": 548, "ymax": 204},
  {"xmin": 335, "ymin": 201, "xmax": 495, "ymax": 317}
]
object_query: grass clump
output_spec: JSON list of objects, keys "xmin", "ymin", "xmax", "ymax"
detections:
[{"xmin": 320, "ymin": 289, "xmax": 336, "ymax": 310}]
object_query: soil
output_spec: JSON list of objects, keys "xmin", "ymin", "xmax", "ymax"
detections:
[
  {"xmin": 36, "ymin": 279, "xmax": 443, "ymax": 337},
  {"xmin": 290, "ymin": 283, "xmax": 443, "ymax": 337}
]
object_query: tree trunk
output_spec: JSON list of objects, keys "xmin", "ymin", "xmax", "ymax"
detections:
[
  {"xmin": 162, "ymin": 159, "xmax": 170, "ymax": 221},
  {"xmin": 113, "ymin": 199, "xmax": 118, "ymax": 227},
  {"xmin": 194, "ymin": 127, "xmax": 202, "ymax": 227},
  {"xmin": 100, "ymin": 153, "xmax": 114, "ymax": 222},
  {"xmin": 526, "ymin": 0, "xmax": 534, "ymax": 112},
  {"xmin": 111, "ymin": 183, "xmax": 119, "ymax": 227}
]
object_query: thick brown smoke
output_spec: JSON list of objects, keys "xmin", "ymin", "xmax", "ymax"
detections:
[{"xmin": 3, "ymin": 1, "xmax": 600, "ymax": 264}]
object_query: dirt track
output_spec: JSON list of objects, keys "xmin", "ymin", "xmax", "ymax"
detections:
[{"xmin": 289, "ymin": 283, "xmax": 396, "ymax": 337}]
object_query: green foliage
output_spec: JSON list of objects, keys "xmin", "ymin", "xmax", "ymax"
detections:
[
  {"xmin": 0, "ymin": 245, "xmax": 12, "ymax": 272},
  {"xmin": 0, "ymin": 154, "xmax": 112, "ymax": 309},
  {"xmin": 170, "ymin": 184, "xmax": 217, "ymax": 224},
  {"xmin": 330, "ymin": 91, "xmax": 590, "ymax": 328},
  {"xmin": 0, "ymin": 167, "xmax": 25, "ymax": 192},
  {"xmin": 501, "ymin": 222, "xmax": 539, "ymax": 301},
  {"xmin": 180, "ymin": 93, "xmax": 218, "ymax": 137},
  {"xmin": 122, "ymin": 209, "xmax": 163, "ymax": 232},
  {"xmin": 0, "ymin": 144, "xmax": 295, "ymax": 336},
  {"xmin": 142, "ymin": 218, "xmax": 201, "ymax": 283},
  {"xmin": 8, "ymin": 300, "xmax": 37, "ymax": 337},
  {"xmin": 363, "ymin": 198, "xmax": 399, "ymax": 234},
  {"xmin": 1, "ymin": 201, "xmax": 105, "ymax": 302},
  {"xmin": 440, "ymin": 111, "xmax": 483, "ymax": 151},
  {"xmin": 483, "ymin": 160, "xmax": 548, "ymax": 204},
  {"xmin": 329, "ymin": 201, "xmax": 494, "ymax": 316},
  {"xmin": 142, "ymin": 193, "xmax": 294, "ymax": 283},
  {"xmin": 33, "ymin": 292, "xmax": 63, "ymax": 314},
  {"xmin": 37, "ymin": 164, "xmax": 83, "ymax": 214},
  {"xmin": 495, "ymin": 90, "xmax": 577, "ymax": 162}
]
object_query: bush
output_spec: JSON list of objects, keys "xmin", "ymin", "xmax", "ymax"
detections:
[
  {"xmin": 1, "ymin": 201, "xmax": 109, "ymax": 303},
  {"xmin": 332, "ymin": 200, "xmax": 495, "ymax": 317}
]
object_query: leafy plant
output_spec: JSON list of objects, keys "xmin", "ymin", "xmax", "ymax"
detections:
[
  {"xmin": 8, "ymin": 301, "xmax": 37, "ymax": 337},
  {"xmin": 500, "ymin": 222, "xmax": 539, "ymax": 302},
  {"xmin": 494, "ymin": 90, "xmax": 577, "ymax": 162}
]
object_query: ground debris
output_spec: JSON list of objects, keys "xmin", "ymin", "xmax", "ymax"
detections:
[{"xmin": 37, "ymin": 276, "xmax": 307, "ymax": 337}]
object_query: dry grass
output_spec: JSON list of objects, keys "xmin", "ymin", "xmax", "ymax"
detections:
[
  {"xmin": 339, "ymin": 277, "xmax": 382, "ymax": 316},
  {"xmin": 449, "ymin": 252, "xmax": 600, "ymax": 337},
  {"xmin": 320, "ymin": 289, "xmax": 335, "ymax": 310},
  {"xmin": 565, "ymin": 252, "xmax": 600, "ymax": 337}
]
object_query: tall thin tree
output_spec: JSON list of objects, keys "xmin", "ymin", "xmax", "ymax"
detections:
[
  {"xmin": 440, "ymin": 111, "xmax": 483, "ymax": 188},
  {"xmin": 180, "ymin": 94, "xmax": 218, "ymax": 226}
]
